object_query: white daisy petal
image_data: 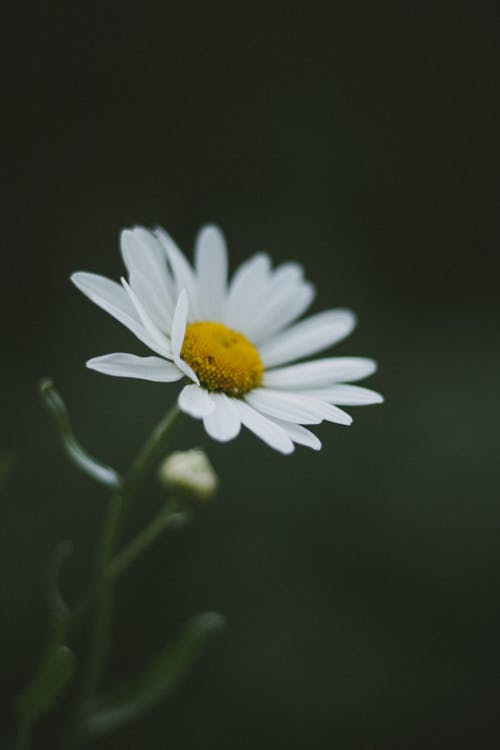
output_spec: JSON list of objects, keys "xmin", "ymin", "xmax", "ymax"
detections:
[
  {"xmin": 249, "ymin": 282, "xmax": 315, "ymax": 343},
  {"xmin": 126, "ymin": 226, "xmax": 166, "ymax": 259},
  {"xmin": 86, "ymin": 353, "xmax": 182, "ymax": 382},
  {"xmin": 232, "ymin": 261, "xmax": 303, "ymax": 334},
  {"xmin": 272, "ymin": 419, "xmax": 322, "ymax": 451},
  {"xmin": 245, "ymin": 389, "xmax": 319, "ymax": 424},
  {"xmin": 71, "ymin": 272, "xmax": 168, "ymax": 355},
  {"xmin": 224, "ymin": 253, "xmax": 271, "ymax": 329},
  {"xmin": 121, "ymin": 278, "xmax": 171, "ymax": 358},
  {"xmin": 233, "ymin": 400, "xmax": 295, "ymax": 455},
  {"xmin": 120, "ymin": 228, "xmax": 175, "ymax": 307},
  {"xmin": 202, "ymin": 393, "xmax": 241, "ymax": 442},
  {"xmin": 170, "ymin": 290, "xmax": 199, "ymax": 383},
  {"xmin": 178, "ymin": 384, "xmax": 215, "ymax": 418},
  {"xmin": 176, "ymin": 359, "xmax": 199, "ymax": 383},
  {"xmin": 268, "ymin": 261, "xmax": 304, "ymax": 289},
  {"xmin": 295, "ymin": 384, "xmax": 384, "ymax": 405},
  {"xmin": 244, "ymin": 387, "xmax": 351, "ymax": 425},
  {"xmin": 194, "ymin": 225, "xmax": 228, "ymax": 320},
  {"xmin": 259, "ymin": 309, "xmax": 357, "ymax": 368},
  {"xmin": 71, "ymin": 272, "xmax": 137, "ymax": 331},
  {"xmin": 262, "ymin": 357, "xmax": 377, "ymax": 388},
  {"xmin": 71, "ymin": 272, "xmax": 136, "ymax": 318},
  {"xmin": 171, "ymin": 289, "xmax": 189, "ymax": 359},
  {"xmin": 129, "ymin": 226, "xmax": 173, "ymax": 276},
  {"xmin": 129, "ymin": 270, "xmax": 174, "ymax": 331},
  {"xmin": 154, "ymin": 226, "xmax": 201, "ymax": 321},
  {"xmin": 316, "ymin": 402, "xmax": 352, "ymax": 425}
]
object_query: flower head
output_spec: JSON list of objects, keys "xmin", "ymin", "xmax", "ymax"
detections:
[{"xmin": 71, "ymin": 225, "xmax": 382, "ymax": 454}]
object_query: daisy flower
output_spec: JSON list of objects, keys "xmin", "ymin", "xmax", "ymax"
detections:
[{"xmin": 71, "ymin": 225, "xmax": 382, "ymax": 454}]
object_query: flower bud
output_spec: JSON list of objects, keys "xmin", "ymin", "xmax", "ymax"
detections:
[{"xmin": 159, "ymin": 448, "xmax": 218, "ymax": 501}]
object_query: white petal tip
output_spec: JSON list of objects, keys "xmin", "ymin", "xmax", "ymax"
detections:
[
  {"xmin": 86, "ymin": 358, "xmax": 100, "ymax": 371},
  {"xmin": 335, "ymin": 410, "xmax": 353, "ymax": 426},
  {"xmin": 178, "ymin": 385, "xmax": 215, "ymax": 418},
  {"xmin": 306, "ymin": 440, "xmax": 322, "ymax": 451},
  {"xmin": 175, "ymin": 356, "xmax": 199, "ymax": 385},
  {"xmin": 70, "ymin": 271, "xmax": 92, "ymax": 290},
  {"xmin": 120, "ymin": 228, "xmax": 135, "ymax": 243},
  {"xmin": 200, "ymin": 223, "xmax": 222, "ymax": 235},
  {"xmin": 207, "ymin": 433, "xmax": 239, "ymax": 444},
  {"xmin": 345, "ymin": 311, "xmax": 358, "ymax": 335}
]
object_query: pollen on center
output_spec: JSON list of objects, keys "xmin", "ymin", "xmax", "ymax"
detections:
[{"xmin": 181, "ymin": 321, "xmax": 263, "ymax": 395}]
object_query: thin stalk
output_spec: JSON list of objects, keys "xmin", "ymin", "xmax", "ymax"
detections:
[
  {"xmin": 60, "ymin": 495, "xmax": 122, "ymax": 750},
  {"xmin": 78, "ymin": 494, "xmax": 122, "ymax": 700},
  {"xmin": 15, "ymin": 715, "xmax": 31, "ymax": 750},
  {"xmin": 60, "ymin": 402, "xmax": 181, "ymax": 750},
  {"xmin": 108, "ymin": 498, "xmax": 184, "ymax": 580},
  {"xmin": 70, "ymin": 500, "xmax": 185, "ymax": 631},
  {"xmin": 121, "ymin": 404, "xmax": 180, "ymax": 516}
]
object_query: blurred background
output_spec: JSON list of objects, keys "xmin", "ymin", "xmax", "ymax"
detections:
[{"xmin": 2, "ymin": 2, "xmax": 500, "ymax": 748}]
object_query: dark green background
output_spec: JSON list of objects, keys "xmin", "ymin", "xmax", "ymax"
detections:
[{"xmin": 3, "ymin": 3, "xmax": 500, "ymax": 748}]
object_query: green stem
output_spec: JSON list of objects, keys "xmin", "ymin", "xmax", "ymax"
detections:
[
  {"xmin": 15, "ymin": 714, "xmax": 31, "ymax": 750},
  {"xmin": 61, "ymin": 496, "xmax": 122, "ymax": 750},
  {"xmin": 121, "ymin": 404, "xmax": 180, "ymax": 516},
  {"xmin": 79, "ymin": 494, "xmax": 122, "ymax": 700},
  {"xmin": 60, "ymin": 402, "xmax": 181, "ymax": 750},
  {"xmin": 70, "ymin": 500, "xmax": 185, "ymax": 631},
  {"xmin": 84, "ymin": 401, "xmax": 181, "ymax": 672},
  {"xmin": 109, "ymin": 498, "xmax": 184, "ymax": 580}
]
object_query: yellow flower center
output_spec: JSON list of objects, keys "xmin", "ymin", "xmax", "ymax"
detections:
[{"xmin": 181, "ymin": 321, "xmax": 263, "ymax": 395}]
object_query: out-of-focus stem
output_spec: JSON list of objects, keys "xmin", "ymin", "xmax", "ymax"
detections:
[{"xmin": 60, "ymin": 402, "xmax": 181, "ymax": 750}]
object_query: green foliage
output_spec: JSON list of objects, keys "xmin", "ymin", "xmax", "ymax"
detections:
[
  {"xmin": 38, "ymin": 379, "xmax": 122, "ymax": 489},
  {"xmin": 83, "ymin": 612, "xmax": 226, "ymax": 736}
]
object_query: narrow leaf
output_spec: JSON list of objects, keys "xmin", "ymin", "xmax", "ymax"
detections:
[
  {"xmin": 38, "ymin": 379, "xmax": 122, "ymax": 489},
  {"xmin": 19, "ymin": 644, "xmax": 77, "ymax": 719},
  {"xmin": 84, "ymin": 612, "xmax": 226, "ymax": 735}
]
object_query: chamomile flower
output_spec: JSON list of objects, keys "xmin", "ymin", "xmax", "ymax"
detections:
[{"xmin": 71, "ymin": 225, "xmax": 382, "ymax": 454}]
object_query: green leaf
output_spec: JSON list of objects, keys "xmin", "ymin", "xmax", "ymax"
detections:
[
  {"xmin": 38, "ymin": 378, "xmax": 122, "ymax": 489},
  {"xmin": 84, "ymin": 612, "xmax": 226, "ymax": 735},
  {"xmin": 19, "ymin": 644, "xmax": 77, "ymax": 720}
]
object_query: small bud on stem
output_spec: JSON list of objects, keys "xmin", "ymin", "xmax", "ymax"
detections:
[{"xmin": 159, "ymin": 449, "xmax": 219, "ymax": 501}]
